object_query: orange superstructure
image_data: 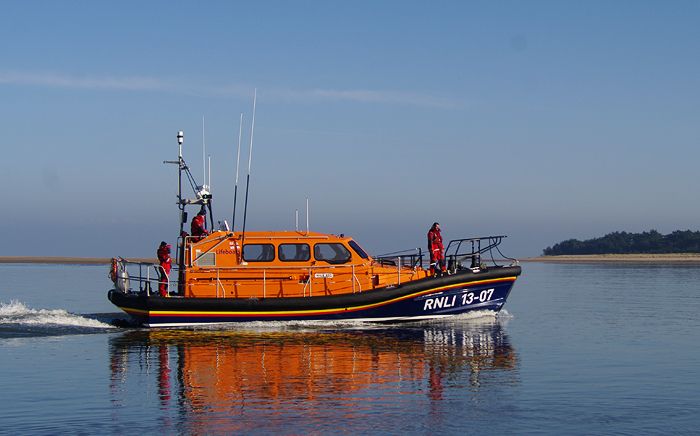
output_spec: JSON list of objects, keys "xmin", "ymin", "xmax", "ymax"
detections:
[{"xmin": 181, "ymin": 230, "xmax": 429, "ymax": 299}]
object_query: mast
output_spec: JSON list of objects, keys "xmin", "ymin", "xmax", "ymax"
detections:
[
  {"xmin": 176, "ymin": 131, "xmax": 185, "ymax": 296},
  {"xmin": 232, "ymin": 112, "xmax": 243, "ymax": 232},
  {"xmin": 167, "ymin": 130, "xmax": 213, "ymax": 237},
  {"xmin": 165, "ymin": 129, "xmax": 214, "ymax": 294},
  {"xmin": 177, "ymin": 131, "xmax": 184, "ymax": 236}
]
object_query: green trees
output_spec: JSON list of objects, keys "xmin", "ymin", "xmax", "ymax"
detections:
[{"xmin": 542, "ymin": 230, "xmax": 700, "ymax": 255}]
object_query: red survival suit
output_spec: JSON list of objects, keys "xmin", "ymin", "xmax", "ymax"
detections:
[
  {"xmin": 157, "ymin": 242, "xmax": 171, "ymax": 297},
  {"xmin": 191, "ymin": 211, "xmax": 209, "ymax": 241},
  {"xmin": 427, "ymin": 223, "xmax": 446, "ymax": 274}
]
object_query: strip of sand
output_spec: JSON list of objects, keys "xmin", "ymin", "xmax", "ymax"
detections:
[
  {"xmin": 0, "ymin": 257, "xmax": 157, "ymax": 265},
  {"xmin": 520, "ymin": 253, "xmax": 700, "ymax": 264}
]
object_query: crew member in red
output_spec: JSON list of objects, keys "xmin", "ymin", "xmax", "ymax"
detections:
[
  {"xmin": 191, "ymin": 208, "xmax": 209, "ymax": 241},
  {"xmin": 157, "ymin": 241, "xmax": 171, "ymax": 297},
  {"xmin": 428, "ymin": 222, "xmax": 446, "ymax": 275}
]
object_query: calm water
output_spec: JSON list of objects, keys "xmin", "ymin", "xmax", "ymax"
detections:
[{"xmin": 1, "ymin": 262, "xmax": 699, "ymax": 435}]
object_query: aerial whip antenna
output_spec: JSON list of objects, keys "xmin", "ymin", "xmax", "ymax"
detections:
[
  {"xmin": 202, "ymin": 116, "xmax": 206, "ymax": 189},
  {"xmin": 232, "ymin": 112, "xmax": 243, "ymax": 232},
  {"xmin": 241, "ymin": 88, "xmax": 257, "ymax": 242}
]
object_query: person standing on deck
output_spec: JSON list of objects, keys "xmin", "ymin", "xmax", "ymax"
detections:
[
  {"xmin": 157, "ymin": 241, "xmax": 172, "ymax": 297},
  {"xmin": 428, "ymin": 222, "xmax": 446, "ymax": 275},
  {"xmin": 191, "ymin": 208, "xmax": 209, "ymax": 241}
]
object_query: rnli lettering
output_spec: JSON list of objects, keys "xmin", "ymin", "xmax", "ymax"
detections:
[
  {"xmin": 315, "ymin": 273, "xmax": 333, "ymax": 278},
  {"xmin": 423, "ymin": 288, "xmax": 495, "ymax": 311},
  {"xmin": 422, "ymin": 295, "xmax": 457, "ymax": 310}
]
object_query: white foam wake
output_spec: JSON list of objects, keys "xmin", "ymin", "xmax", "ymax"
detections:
[
  {"xmin": 497, "ymin": 309, "xmax": 514, "ymax": 319},
  {"xmin": 0, "ymin": 300, "xmax": 113, "ymax": 329}
]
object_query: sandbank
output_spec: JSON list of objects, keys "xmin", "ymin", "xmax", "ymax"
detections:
[
  {"xmin": 0, "ymin": 257, "xmax": 157, "ymax": 265},
  {"xmin": 520, "ymin": 253, "xmax": 700, "ymax": 264}
]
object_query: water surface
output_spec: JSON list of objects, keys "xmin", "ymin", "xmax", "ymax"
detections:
[{"xmin": 1, "ymin": 262, "xmax": 699, "ymax": 435}]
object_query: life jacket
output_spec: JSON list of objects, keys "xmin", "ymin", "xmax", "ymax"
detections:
[
  {"xmin": 191, "ymin": 215, "xmax": 208, "ymax": 237},
  {"xmin": 427, "ymin": 228, "xmax": 444, "ymax": 254},
  {"xmin": 157, "ymin": 245, "xmax": 172, "ymax": 273}
]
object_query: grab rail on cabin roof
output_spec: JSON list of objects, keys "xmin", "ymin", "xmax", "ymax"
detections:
[{"xmin": 181, "ymin": 234, "xmax": 343, "ymax": 268}]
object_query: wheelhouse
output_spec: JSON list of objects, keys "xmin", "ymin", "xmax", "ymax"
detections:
[{"xmin": 179, "ymin": 231, "xmax": 430, "ymax": 299}]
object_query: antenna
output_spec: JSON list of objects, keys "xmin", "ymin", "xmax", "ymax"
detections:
[
  {"xmin": 232, "ymin": 112, "xmax": 243, "ymax": 232},
  {"xmin": 202, "ymin": 116, "xmax": 206, "ymax": 188},
  {"xmin": 296, "ymin": 209, "xmax": 299, "ymax": 231},
  {"xmin": 241, "ymin": 88, "xmax": 257, "ymax": 242},
  {"xmin": 306, "ymin": 198, "xmax": 309, "ymax": 235}
]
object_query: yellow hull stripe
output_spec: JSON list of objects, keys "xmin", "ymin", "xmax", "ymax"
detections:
[{"xmin": 120, "ymin": 276, "xmax": 517, "ymax": 318}]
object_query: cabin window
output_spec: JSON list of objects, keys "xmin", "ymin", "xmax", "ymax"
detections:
[
  {"xmin": 314, "ymin": 243, "xmax": 352, "ymax": 264},
  {"xmin": 242, "ymin": 244, "xmax": 275, "ymax": 262},
  {"xmin": 348, "ymin": 240, "xmax": 370, "ymax": 260},
  {"xmin": 278, "ymin": 243, "xmax": 311, "ymax": 261}
]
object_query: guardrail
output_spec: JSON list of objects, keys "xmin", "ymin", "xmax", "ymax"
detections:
[
  {"xmin": 374, "ymin": 236, "xmax": 516, "ymax": 274},
  {"xmin": 444, "ymin": 236, "xmax": 517, "ymax": 272},
  {"xmin": 114, "ymin": 257, "xmax": 372, "ymax": 298},
  {"xmin": 184, "ymin": 263, "xmax": 369, "ymax": 298},
  {"xmin": 374, "ymin": 248, "xmax": 423, "ymax": 269},
  {"xmin": 112, "ymin": 258, "xmax": 173, "ymax": 296}
]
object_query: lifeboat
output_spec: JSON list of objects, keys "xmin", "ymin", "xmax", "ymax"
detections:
[{"xmin": 107, "ymin": 131, "xmax": 521, "ymax": 327}]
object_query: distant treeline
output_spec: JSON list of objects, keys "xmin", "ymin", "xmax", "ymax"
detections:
[{"xmin": 543, "ymin": 230, "xmax": 700, "ymax": 256}]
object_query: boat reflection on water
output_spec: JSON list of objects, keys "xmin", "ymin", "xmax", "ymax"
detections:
[{"xmin": 108, "ymin": 315, "xmax": 518, "ymax": 433}]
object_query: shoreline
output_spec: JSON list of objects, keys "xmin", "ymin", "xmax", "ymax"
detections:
[
  {"xmin": 0, "ymin": 257, "xmax": 157, "ymax": 265},
  {"xmin": 519, "ymin": 253, "xmax": 700, "ymax": 264}
]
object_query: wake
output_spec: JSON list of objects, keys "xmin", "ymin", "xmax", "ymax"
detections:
[{"xmin": 0, "ymin": 300, "xmax": 121, "ymax": 337}]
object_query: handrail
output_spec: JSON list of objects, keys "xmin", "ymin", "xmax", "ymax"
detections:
[
  {"xmin": 444, "ymin": 235, "xmax": 507, "ymax": 259},
  {"xmin": 353, "ymin": 270, "xmax": 362, "ymax": 293},
  {"xmin": 443, "ymin": 235, "xmax": 516, "ymax": 271},
  {"xmin": 113, "ymin": 258, "xmax": 176, "ymax": 296},
  {"xmin": 233, "ymin": 235, "xmax": 332, "ymax": 241},
  {"xmin": 374, "ymin": 247, "xmax": 423, "ymax": 270},
  {"xmin": 373, "ymin": 236, "xmax": 514, "ymax": 274},
  {"xmin": 180, "ymin": 262, "xmax": 369, "ymax": 298},
  {"xmin": 186, "ymin": 233, "xmax": 234, "ymax": 265},
  {"xmin": 187, "ymin": 262, "xmax": 372, "ymax": 272}
]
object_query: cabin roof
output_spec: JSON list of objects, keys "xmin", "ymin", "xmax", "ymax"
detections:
[{"xmin": 209, "ymin": 230, "xmax": 350, "ymax": 242}]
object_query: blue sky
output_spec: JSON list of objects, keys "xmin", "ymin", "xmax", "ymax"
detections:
[{"xmin": 1, "ymin": 1, "xmax": 699, "ymax": 258}]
